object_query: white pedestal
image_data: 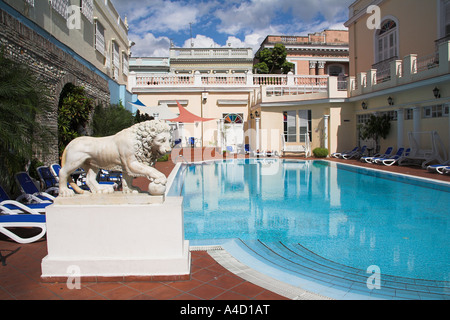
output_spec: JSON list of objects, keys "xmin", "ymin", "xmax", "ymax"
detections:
[{"xmin": 41, "ymin": 193, "xmax": 190, "ymax": 281}]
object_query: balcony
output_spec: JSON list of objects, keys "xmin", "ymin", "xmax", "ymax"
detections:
[
  {"xmin": 129, "ymin": 71, "xmax": 347, "ymax": 103},
  {"xmin": 169, "ymin": 48, "xmax": 254, "ymax": 60},
  {"xmin": 348, "ymin": 41, "xmax": 450, "ymax": 97}
]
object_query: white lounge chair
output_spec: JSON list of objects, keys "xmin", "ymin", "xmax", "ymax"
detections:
[
  {"xmin": 373, "ymin": 148, "xmax": 407, "ymax": 165},
  {"xmin": 361, "ymin": 147, "xmax": 393, "ymax": 164},
  {"xmin": 0, "ymin": 184, "xmax": 49, "ymax": 214},
  {"xmin": 332, "ymin": 147, "xmax": 358, "ymax": 158},
  {"xmin": 342, "ymin": 146, "xmax": 367, "ymax": 160},
  {"xmin": 0, "ymin": 212, "xmax": 46, "ymax": 244},
  {"xmin": 427, "ymin": 160, "xmax": 450, "ymax": 173},
  {"xmin": 380, "ymin": 148, "xmax": 411, "ymax": 166},
  {"xmin": 15, "ymin": 172, "xmax": 55, "ymax": 204},
  {"xmin": 436, "ymin": 166, "xmax": 450, "ymax": 175}
]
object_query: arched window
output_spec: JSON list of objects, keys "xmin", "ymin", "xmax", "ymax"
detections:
[
  {"xmin": 223, "ymin": 113, "xmax": 243, "ymax": 124},
  {"xmin": 376, "ymin": 20, "xmax": 398, "ymax": 63}
]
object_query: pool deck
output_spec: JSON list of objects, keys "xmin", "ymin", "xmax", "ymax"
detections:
[{"xmin": 1, "ymin": 150, "xmax": 449, "ymax": 300}]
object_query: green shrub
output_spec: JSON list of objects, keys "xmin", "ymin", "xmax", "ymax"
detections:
[
  {"xmin": 313, "ymin": 148, "xmax": 329, "ymax": 158},
  {"xmin": 157, "ymin": 154, "xmax": 169, "ymax": 162}
]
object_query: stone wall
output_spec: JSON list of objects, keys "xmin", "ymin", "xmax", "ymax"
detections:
[{"xmin": 0, "ymin": 8, "xmax": 110, "ymax": 164}]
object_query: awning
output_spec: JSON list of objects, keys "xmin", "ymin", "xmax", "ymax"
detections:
[
  {"xmin": 131, "ymin": 98, "xmax": 147, "ymax": 107},
  {"xmin": 167, "ymin": 101, "xmax": 215, "ymax": 123}
]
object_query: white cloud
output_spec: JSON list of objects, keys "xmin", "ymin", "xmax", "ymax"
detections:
[
  {"xmin": 129, "ymin": 32, "xmax": 171, "ymax": 57},
  {"xmin": 111, "ymin": 0, "xmax": 353, "ymax": 57},
  {"xmin": 182, "ymin": 34, "xmax": 218, "ymax": 48}
]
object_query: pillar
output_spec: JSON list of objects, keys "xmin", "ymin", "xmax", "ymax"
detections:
[
  {"xmin": 255, "ymin": 117, "xmax": 261, "ymax": 151},
  {"xmin": 324, "ymin": 115, "xmax": 330, "ymax": 152},
  {"xmin": 413, "ymin": 106, "xmax": 421, "ymax": 133},
  {"xmin": 397, "ymin": 109, "xmax": 404, "ymax": 148},
  {"xmin": 317, "ymin": 61, "xmax": 325, "ymax": 76},
  {"xmin": 309, "ymin": 61, "xmax": 317, "ymax": 75}
]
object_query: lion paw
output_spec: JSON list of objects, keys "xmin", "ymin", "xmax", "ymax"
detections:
[{"xmin": 59, "ymin": 188, "xmax": 76, "ymax": 197}]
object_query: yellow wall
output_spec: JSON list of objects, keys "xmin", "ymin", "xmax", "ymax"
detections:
[
  {"xmin": 137, "ymin": 91, "xmax": 252, "ymax": 146},
  {"xmin": 348, "ymin": 0, "xmax": 438, "ymax": 76},
  {"xmin": 258, "ymin": 103, "xmax": 356, "ymax": 154}
]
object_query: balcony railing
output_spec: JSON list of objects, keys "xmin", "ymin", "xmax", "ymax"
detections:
[
  {"xmin": 133, "ymin": 72, "xmax": 330, "ymax": 88},
  {"xmin": 348, "ymin": 40, "xmax": 450, "ymax": 97}
]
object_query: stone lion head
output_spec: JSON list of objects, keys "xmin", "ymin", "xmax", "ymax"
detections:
[{"xmin": 133, "ymin": 120, "xmax": 172, "ymax": 166}]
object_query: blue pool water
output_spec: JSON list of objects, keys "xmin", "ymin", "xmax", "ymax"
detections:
[{"xmin": 169, "ymin": 159, "xmax": 450, "ymax": 282}]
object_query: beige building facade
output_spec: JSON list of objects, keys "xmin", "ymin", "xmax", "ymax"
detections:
[
  {"xmin": 257, "ymin": 30, "xmax": 350, "ymax": 77},
  {"xmin": 129, "ymin": 0, "xmax": 449, "ymax": 163}
]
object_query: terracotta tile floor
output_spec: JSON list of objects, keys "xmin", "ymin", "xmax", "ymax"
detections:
[
  {"xmin": 1, "ymin": 153, "xmax": 448, "ymax": 300},
  {"xmin": 0, "ymin": 240, "xmax": 288, "ymax": 300}
]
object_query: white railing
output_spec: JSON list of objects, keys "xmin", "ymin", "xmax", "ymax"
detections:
[
  {"xmin": 136, "ymin": 74, "xmax": 194, "ymax": 86},
  {"xmin": 134, "ymin": 73, "xmax": 331, "ymax": 94},
  {"xmin": 253, "ymin": 74, "xmax": 287, "ymax": 86},
  {"xmin": 170, "ymin": 48, "xmax": 253, "ymax": 59},
  {"xmin": 266, "ymin": 85, "xmax": 327, "ymax": 97},
  {"xmin": 293, "ymin": 75, "xmax": 328, "ymax": 87},
  {"xmin": 201, "ymin": 74, "xmax": 247, "ymax": 86}
]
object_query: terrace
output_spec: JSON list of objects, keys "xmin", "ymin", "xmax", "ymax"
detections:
[{"xmin": 129, "ymin": 72, "xmax": 348, "ymax": 103}]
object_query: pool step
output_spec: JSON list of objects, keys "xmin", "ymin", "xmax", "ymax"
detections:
[{"xmin": 221, "ymin": 239, "xmax": 449, "ymax": 300}]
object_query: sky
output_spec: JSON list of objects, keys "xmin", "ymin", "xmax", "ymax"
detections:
[{"xmin": 110, "ymin": 0, "xmax": 354, "ymax": 57}]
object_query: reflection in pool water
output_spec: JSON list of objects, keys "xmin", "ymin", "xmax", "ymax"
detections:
[{"xmin": 170, "ymin": 159, "xmax": 450, "ymax": 281}]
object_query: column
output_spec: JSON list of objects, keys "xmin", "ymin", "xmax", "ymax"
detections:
[
  {"xmin": 413, "ymin": 106, "xmax": 421, "ymax": 133},
  {"xmin": 324, "ymin": 115, "xmax": 330, "ymax": 152},
  {"xmin": 255, "ymin": 117, "xmax": 261, "ymax": 151},
  {"xmin": 397, "ymin": 109, "xmax": 404, "ymax": 148},
  {"xmin": 309, "ymin": 61, "xmax": 317, "ymax": 75},
  {"xmin": 179, "ymin": 123, "xmax": 185, "ymax": 147},
  {"xmin": 216, "ymin": 119, "xmax": 222, "ymax": 150},
  {"xmin": 317, "ymin": 61, "xmax": 325, "ymax": 76}
]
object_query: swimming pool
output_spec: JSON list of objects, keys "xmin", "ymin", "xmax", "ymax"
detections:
[{"xmin": 169, "ymin": 159, "xmax": 450, "ymax": 283}]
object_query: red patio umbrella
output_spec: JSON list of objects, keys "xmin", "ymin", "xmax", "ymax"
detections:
[{"xmin": 167, "ymin": 101, "xmax": 216, "ymax": 150}]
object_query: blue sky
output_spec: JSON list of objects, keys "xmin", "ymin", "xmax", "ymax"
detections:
[{"xmin": 110, "ymin": 0, "xmax": 354, "ymax": 57}]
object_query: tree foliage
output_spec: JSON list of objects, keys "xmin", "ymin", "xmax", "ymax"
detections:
[
  {"xmin": 254, "ymin": 43, "xmax": 295, "ymax": 74},
  {"xmin": 359, "ymin": 114, "xmax": 391, "ymax": 153},
  {"xmin": 58, "ymin": 84, "xmax": 94, "ymax": 156},
  {"xmin": 0, "ymin": 49, "xmax": 52, "ymax": 194},
  {"xmin": 134, "ymin": 109, "xmax": 154, "ymax": 123},
  {"xmin": 92, "ymin": 103, "xmax": 135, "ymax": 137}
]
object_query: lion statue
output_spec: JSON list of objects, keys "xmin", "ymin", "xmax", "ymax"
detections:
[{"xmin": 58, "ymin": 120, "xmax": 172, "ymax": 197}]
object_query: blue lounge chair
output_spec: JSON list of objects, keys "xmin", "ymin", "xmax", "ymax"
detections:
[
  {"xmin": 0, "ymin": 185, "xmax": 49, "ymax": 214},
  {"xmin": 427, "ymin": 160, "xmax": 450, "ymax": 173},
  {"xmin": 373, "ymin": 148, "xmax": 406, "ymax": 165},
  {"xmin": 332, "ymin": 147, "xmax": 358, "ymax": 158},
  {"xmin": 96, "ymin": 169, "xmax": 122, "ymax": 189},
  {"xmin": 15, "ymin": 172, "xmax": 55, "ymax": 204},
  {"xmin": 379, "ymin": 148, "xmax": 411, "ymax": 166},
  {"xmin": 436, "ymin": 166, "xmax": 450, "ymax": 175},
  {"xmin": 36, "ymin": 166, "xmax": 59, "ymax": 196},
  {"xmin": 0, "ymin": 212, "xmax": 46, "ymax": 244},
  {"xmin": 342, "ymin": 146, "xmax": 367, "ymax": 160},
  {"xmin": 50, "ymin": 163, "xmax": 61, "ymax": 182},
  {"xmin": 360, "ymin": 147, "xmax": 394, "ymax": 164}
]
